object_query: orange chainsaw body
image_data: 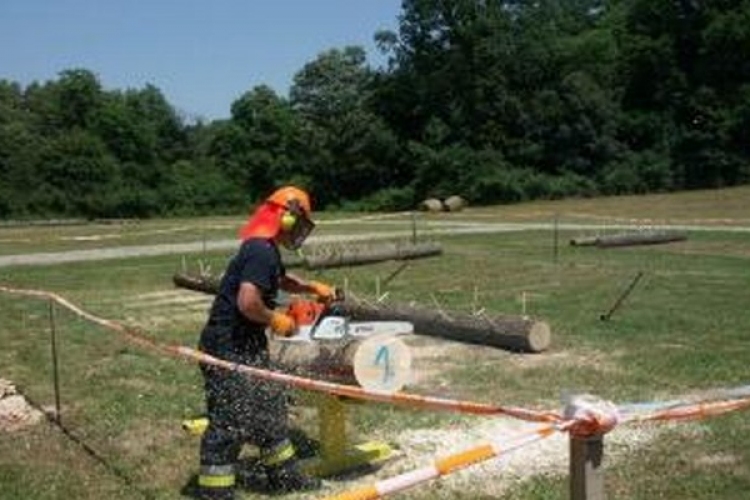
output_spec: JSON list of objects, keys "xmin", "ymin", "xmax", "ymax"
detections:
[{"xmin": 285, "ymin": 297, "xmax": 326, "ymax": 326}]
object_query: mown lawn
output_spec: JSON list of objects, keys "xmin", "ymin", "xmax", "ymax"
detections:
[{"xmin": 1, "ymin": 186, "xmax": 749, "ymax": 499}]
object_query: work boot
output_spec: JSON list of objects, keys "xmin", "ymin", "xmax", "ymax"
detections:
[{"xmin": 266, "ymin": 458, "xmax": 321, "ymax": 493}]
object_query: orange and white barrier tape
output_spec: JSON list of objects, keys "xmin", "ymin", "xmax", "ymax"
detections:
[
  {"xmin": 323, "ymin": 425, "xmax": 557, "ymax": 500},
  {"xmin": 625, "ymin": 397, "xmax": 750, "ymax": 424},
  {"xmin": 0, "ymin": 285, "xmax": 557, "ymax": 423},
  {"xmin": 561, "ymin": 393, "xmax": 620, "ymax": 437},
  {"xmin": 5, "ymin": 286, "xmax": 750, "ymax": 500}
]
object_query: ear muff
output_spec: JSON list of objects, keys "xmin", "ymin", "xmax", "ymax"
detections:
[{"xmin": 280, "ymin": 210, "xmax": 297, "ymax": 231}]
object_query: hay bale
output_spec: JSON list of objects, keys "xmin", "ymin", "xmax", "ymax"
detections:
[
  {"xmin": 443, "ymin": 195, "xmax": 467, "ymax": 212},
  {"xmin": 419, "ymin": 198, "xmax": 444, "ymax": 212}
]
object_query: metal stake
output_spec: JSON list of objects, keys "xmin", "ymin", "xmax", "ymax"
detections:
[{"xmin": 48, "ymin": 299, "xmax": 62, "ymax": 424}]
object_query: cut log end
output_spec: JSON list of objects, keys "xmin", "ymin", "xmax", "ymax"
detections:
[
  {"xmin": 526, "ymin": 321, "xmax": 551, "ymax": 353},
  {"xmin": 269, "ymin": 335, "xmax": 413, "ymax": 393}
]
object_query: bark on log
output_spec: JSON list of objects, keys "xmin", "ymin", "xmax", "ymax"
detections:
[
  {"xmin": 174, "ymin": 242, "xmax": 441, "ymax": 281},
  {"xmin": 571, "ymin": 231, "xmax": 688, "ymax": 248},
  {"xmin": 268, "ymin": 337, "xmax": 361, "ymax": 385},
  {"xmin": 595, "ymin": 231, "xmax": 687, "ymax": 248},
  {"xmin": 173, "ymin": 273, "xmax": 219, "ymax": 295},
  {"xmin": 569, "ymin": 236, "xmax": 600, "ymax": 247},
  {"xmin": 173, "ymin": 272, "xmax": 551, "ymax": 353},
  {"xmin": 336, "ymin": 298, "xmax": 550, "ymax": 353},
  {"xmin": 302, "ymin": 241, "xmax": 442, "ymax": 269},
  {"xmin": 269, "ymin": 334, "xmax": 411, "ymax": 391}
]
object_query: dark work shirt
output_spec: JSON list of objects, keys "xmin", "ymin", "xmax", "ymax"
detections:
[{"xmin": 199, "ymin": 238, "xmax": 285, "ymax": 357}]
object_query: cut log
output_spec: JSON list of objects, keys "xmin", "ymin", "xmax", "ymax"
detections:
[
  {"xmin": 336, "ymin": 298, "xmax": 550, "ymax": 353},
  {"xmin": 173, "ymin": 273, "xmax": 551, "ymax": 353},
  {"xmin": 173, "ymin": 273, "xmax": 219, "ymax": 295},
  {"xmin": 269, "ymin": 335, "xmax": 411, "ymax": 392},
  {"xmin": 595, "ymin": 231, "xmax": 688, "ymax": 248},
  {"xmin": 571, "ymin": 231, "xmax": 688, "ymax": 248},
  {"xmin": 269, "ymin": 337, "xmax": 362, "ymax": 385},
  {"xmin": 302, "ymin": 241, "xmax": 442, "ymax": 269},
  {"xmin": 569, "ymin": 236, "xmax": 600, "ymax": 247},
  {"xmin": 175, "ymin": 242, "xmax": 441, "ymax": 284}
]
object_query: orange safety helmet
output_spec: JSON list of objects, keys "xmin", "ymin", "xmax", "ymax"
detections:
[
  {"xmin": 239, "ymin": 186, "xmax": 315, "ymax": 250},
  {"xmin": 266, "ymin": 186, "xmax": 312, "ymax": 215}
]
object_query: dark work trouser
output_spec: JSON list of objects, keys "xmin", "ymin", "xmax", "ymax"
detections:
[{"xmin": 198, "ymin": 348, "xmax": 291, "ymax": 499}]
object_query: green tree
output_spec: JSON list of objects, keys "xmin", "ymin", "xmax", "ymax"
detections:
[
  {"xmin": 229, "ymin": 85, "xmax": 298, "ymax": 199},
  {"xmin": 291, "ymin": 46, "xmax": 404, "ymax": 207}
]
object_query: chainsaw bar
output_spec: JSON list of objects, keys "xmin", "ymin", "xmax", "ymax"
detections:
[{"xmin": 285, "ymin": 316, "xmax": 414, "ymax": 343}]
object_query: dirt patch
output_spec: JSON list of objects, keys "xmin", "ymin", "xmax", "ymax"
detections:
[{"xmin": 0, "ymin": 378, "xmax": 43, "ymax": 432}]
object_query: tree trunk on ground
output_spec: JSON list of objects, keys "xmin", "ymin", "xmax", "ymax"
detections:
[
  {"xmin": 173, "ymin": 273, "xmax": 219, "ymax": 295},
  {"xmin": 302, "ymin": 241, "xmax": 442, "ymax": 269},
  {"xmin": 570, "ymin": 231, "xmax": 688, "ymax": 248}
]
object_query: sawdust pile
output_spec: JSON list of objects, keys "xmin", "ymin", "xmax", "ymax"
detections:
[
  {"xmin": 383, "ymin": 417, "xmax": 671, "ymax": 497},
  {"xmin": 0, "ymin": 378, "xmax": 43, "ymax": 432}
]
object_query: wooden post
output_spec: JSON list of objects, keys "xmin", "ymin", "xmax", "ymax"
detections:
[
  {"xmin": 411, "ymin": 212, "xmax": 417, "ymax": 244},
  {"xmin": 570, "ymin": 435, "xmax": 605, "ymax": 500},
  {"xmin": 553, "ymin": 213, "xmax": 559, "ymax": 264}
]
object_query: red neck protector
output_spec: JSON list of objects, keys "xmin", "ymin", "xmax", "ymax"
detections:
[{"xmin": 238, "ymin": 202, "xmax": 283, "ymax": 241}]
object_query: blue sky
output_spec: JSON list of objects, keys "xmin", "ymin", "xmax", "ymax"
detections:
[{"xmin": 0, "ymin": 0, "xmax": 402, "ymax": 121}]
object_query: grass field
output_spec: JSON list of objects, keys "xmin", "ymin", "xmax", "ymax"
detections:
[{"xmin": 1, "ymin": 186, "xmax": 749, "ymax": 499}]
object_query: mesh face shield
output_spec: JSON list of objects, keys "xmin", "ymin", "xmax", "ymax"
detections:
[
  {"xmin": 284, "ymin": 214, "xmax": 314, "ymax": 250},
  {"xmin": 281, "ymin": 199, "xmax": 315, "ymax": 250}
]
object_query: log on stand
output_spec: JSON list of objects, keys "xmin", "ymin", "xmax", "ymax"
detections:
[
  {"xmin": 268, "ymin": 335, "xmax": 412, "ymax": 392},
  {"xmin": 268, "ymin": 337, "xmax": 361, "ymax": 386},
  {"xmin": 337, "ymin": 298, "xmax": 551, "ymax": 353},
  {"xmin": 172, "ymin": 273, "xmax": 551, "ymax": 354}
]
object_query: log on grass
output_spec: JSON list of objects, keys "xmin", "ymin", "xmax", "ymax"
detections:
[
  {"xmin": 173, "ymin": 273, "xmax": 219, "ymax": 295},
  {"xmin": 303, "ymin": 241, "xmax": 442, "ymax": 269},
  {"xmin": 336, "ymin": 298, "xmax": 551, "ymax": 353},
  {"xmin": 569, "ymin": 236, "xmax": 600, "ymax": 247},
  {"xmin": 595, "ymin": 231, "xmax": 687, "ymax": 248},
  {"xmin": 570, "ymin": 231, "xmax": 688, "ymax": 248},
  {"xmin": 172, "ymin": 242, "xmax": 442, "ymax": 291}
]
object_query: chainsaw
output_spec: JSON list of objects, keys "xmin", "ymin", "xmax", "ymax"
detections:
[{"xmin": 281, "ymin": 294, "xmax": 413, "ymax": 343}]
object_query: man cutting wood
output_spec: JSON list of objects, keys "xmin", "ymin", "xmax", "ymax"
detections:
[{"xmin": 195, "ymin": 186, "xmax": 335, "ymax": 499}]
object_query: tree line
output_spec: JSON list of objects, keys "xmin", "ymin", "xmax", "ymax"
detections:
[{"xmin": 1, "ymin": 0, "xmax": 749, "ymax": 219}]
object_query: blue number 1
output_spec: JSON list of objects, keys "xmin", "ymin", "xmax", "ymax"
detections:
[{"xmin": 374, "ymin": 345, "xmax": 393, "ymax": 383}]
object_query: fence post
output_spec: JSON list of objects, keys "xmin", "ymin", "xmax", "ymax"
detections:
[
  {"xmin": 569, "ymin": 435, "xmax": 605, "ymax": 500},
  {"xmin": 48, "ymin": 299, "xmax": 62, "ymax": 424},
  {"xmin": 411, "ymin": 211, "xmax": 418, "ymax": 244}
]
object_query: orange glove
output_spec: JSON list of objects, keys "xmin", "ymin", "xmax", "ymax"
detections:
[
  {"xmin": 269, "ymin": 311, "xmax": 296, "ymax": 337},
  {"xmin": 309, "ymin": 280, "xmax": 336, "ymax": 303}
]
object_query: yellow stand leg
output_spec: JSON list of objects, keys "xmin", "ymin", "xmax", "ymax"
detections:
[
  {"xmin": 301, "ymin": 394, "xmax": 395, "ymax": 477},
  {"xmin": 182, "ymin": 416, "xmax": 209, "ymax": 436}
]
